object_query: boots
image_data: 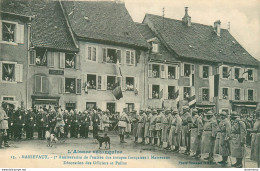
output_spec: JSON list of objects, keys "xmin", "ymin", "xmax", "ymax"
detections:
[
  {"xmin": 218, "ymin": 156, "xmax": 228, "ymax": 165},
  {"xmin": 149, "ymin": 138, "xmax": 152, "ymax": 145},
  {"xmin": 235, "ymin": 158, "xmax": 243, "ymax": 168},
  {"xmin": 122, "ymin": 135, "xmax": 126, "ymax": 143},
  {"xmin": 172, "ymin": 146, "xmax": 179, "ymax": 153},
  {"xmin": 154, "ymin": 138, "xmax": 158, "ymax": 146},
  {"xmin": 135, "ymin": 137, "xmax": 138, "ymax": 143},
  {"xmin": 208, "ymin": 153, "xmax": 214, "ymax": 162},
  {"xmin": 120, "ymin": 135, "xmax": 123, "ymax": 143}
]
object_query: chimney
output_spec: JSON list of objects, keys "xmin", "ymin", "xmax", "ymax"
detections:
[
  {"xmin": 182, "ymin": 7, "xmax": 191, "ymax": 26},
  {"xmin": 214, "ymin": 20, "xmax": 221, "ymax": 36}
]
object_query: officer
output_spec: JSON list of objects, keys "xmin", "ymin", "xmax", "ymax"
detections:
[
  {"xmin": 217, "ymin": 111, "xmax": 231, "ymax": 165},
  {"xmin": 92, "ymin": 109, "xmax": 100, "ymax": 138},
  {"xmin": 48, "ymin": 109, "xmax": 56, "ymax": 134},
  {"xmin": 171, "ymin": 109, "xmax": 182, "ymax": 152},
  {"xmin": 37, "ymin": 109, "xmax": 48, "ymax": 140},
  {"xmin": 83, "ymin": 111, "xmax": 91, "ymax": 138},
  {"xmin": 250, "ymin": 110, "xmax": 260, "ymax": 168},
  {"xmin": 131, "ymin": 110, "xmax": 139, "ymax": 143},
  {"xmin": 149, "ymin": 109, "xmax": 157, "ymax": 145},
  {"xmin": 25, "ymin": 109, "xmax": 36, "ymax": 140},
  {"xmin": 162, "ymin": 109, "xmax": 171, "ymax": 148},
  {"xmin": 72, "ymin": 109, "xmax": 80, "ymax": 138},
  {"xmin": 190, "ymin": 109, "xmax": 203, "ymax": 158},
  {"xmin": 14, "ymin": 107, "xmax": 25, "ymax": 140},
  {"xmin": 118, "ymin": 108, "xmax": 129, "ymax": 143},
  {"xmin": 6, "ymin": 106, "xmax": 14, "ymax": 140},
  {"xmin": 201, "ymin": 111, "xmax": 218, "ymax": 162},
  {"xmin": 167, "ymin": 109, "xmax": 175, "ymax": 150},
  {"xmin": 155, "ymin": 109, "xmax": 164, "ymax": 147},
  {"xmin": 137, "ymin": 110, "xmax": 145, "ymax": 144},
  {"xmin": 145, "ymin": 109, "xmax": 152, "ymax": 144},
  {"xmin": 0, "ymin": 102, "xmax": 10, "ymax": 148},
  {"xmin": 230, "ymin": 111, "xmax": 247, "ymax": 168},
  {"xmin": 55, "ymin": 108, "xmax": 65, "ymax": 138},
  {"xmin": 102, "ymin": 110, "xmax": 110, "ymax": 133},
  {"xmin": 181, "ymin": 106, "xmax": 192, "ymax": 155},
  {"xmin": 63, "ymin": 110, "xmax": 71, "ymax": 138}
]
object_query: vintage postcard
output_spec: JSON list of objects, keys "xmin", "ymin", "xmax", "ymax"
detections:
[{"xmin": 0, "ymin": 0, "xmax": 259, "ymax": 168}]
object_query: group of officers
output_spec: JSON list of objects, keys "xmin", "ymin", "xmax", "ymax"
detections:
[{"xmin": 118, "ymin": 106, "xmax": 260, "ymax": 168}]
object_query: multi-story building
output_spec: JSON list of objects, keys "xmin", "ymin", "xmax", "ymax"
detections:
[
  {"xmin": 139, "ymin": 7, "xmax": 260, "ymax": 114},
  {"xmin": 0, "ymin": 10, "xmax": 33, "ymax": 109}
]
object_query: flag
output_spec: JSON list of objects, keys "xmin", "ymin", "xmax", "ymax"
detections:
[
  {"xmin": 189, "ymin": 72, "xmax": 195, "ymax": 87},
  {"xmin": 209, "ymin": 74, "xmax": 220, "ymax": 98},
  {"xmin": 238, "ymin": 70, "xmax": 248, "ymax": 83},
  {"xmin": 112, "ymin": 82, "xmax": 123, "ymax": 100},
  {"xmin": 159, "ymin": 89, "xmax": 164, "ymax": 99},
  {"xmin": 226, "ymin": 68, "xmax": 232, "ymax": 78},
  {"xmin": 173, "ymin": 89, "xmax": 179, "ymax": 101},
  {"xmin": 188, "ymin": 95, "xmax": 196, "ymax": 108}
]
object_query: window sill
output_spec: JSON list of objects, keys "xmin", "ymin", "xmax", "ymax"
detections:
[
  {"xmin": 0, "ymin": 41, "xmax": 18, "ymax": 46},
  {"xmin": 0, "ymin": 81, "xmax": 17, "ymax": 84}
]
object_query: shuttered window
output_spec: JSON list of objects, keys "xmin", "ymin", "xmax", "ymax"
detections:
[{"xmin": 35, "ymin": 75, "xmax": 48, "ymax": 93}]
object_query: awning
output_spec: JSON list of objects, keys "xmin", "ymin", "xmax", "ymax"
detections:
[
  {"xmin": 234, "ymin": 104, "xmax": 257, "ymax": 108},
  {"xmin": 31, "ymin": 95, "xmax": 60, "ymax": 105}
]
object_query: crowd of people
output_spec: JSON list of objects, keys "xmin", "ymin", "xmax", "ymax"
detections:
[{"xmin": 0, "ymin": 102, "xmax": 259, "ymax": 168}]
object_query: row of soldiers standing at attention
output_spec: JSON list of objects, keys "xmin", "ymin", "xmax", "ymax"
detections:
[{"xmin": 118, "ymin": 106, "xmax": 260, "ymax": 168}]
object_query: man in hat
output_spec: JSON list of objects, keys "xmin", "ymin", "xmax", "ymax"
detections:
[
  {"xmin": 131, "ymin": 110, "xmax": 139, "ymax": 142},
  {"xmin": 201, "ymin": 110, "xmax": 218, "ymax": 162},
  {"xmin": 162, "ymin": 109, "xmax": 171, "ymax": 148},
  {"xmin": 250, "ymin": 109, "xmax": 260, "ymax": 168},
  {"xmin": 25, "ymin": 109, "xmax": 36, "ymax": 140},
  {"xmin": 13, "ymin": 107, "xmax": 25, "ymax": 140},
  {"xmin": 0, "ymin": 102, "xmax": 10, "ymax": 148},
  {"xmin": 181, "ymin": 106, "xmax": 192, "ymax": 155},
  {"xmin": 36, "ymin": 109, "xmax": 48, "ymax": 140},
  {"xmin": 149, "ymin": 109, "xmax": 157, "ymax": 145},
  {"xmin": 170, "ymin": 109, "xmax": 182, "ymax": 152},
  {"xmin": 155, "ymin": 109, "xmax": 164, "ymax": 147},
  {"xmin": 216, "ymin": 111, "xmax": 231, "ymax": 165},
  {"xmin": 63, "ymin": 110, "xmax": 72, "ymax": 138},
  {"xmin": 92, "ymin": 109, "xmax": 100, "ymax": 138},
  {"xmin": 230, "ymin": 111, "xmax": 246, "ymax": 168},
  {"xmin": 118, "ymin": 108, "xmax": 129, "ymax": 143},
  {"xmin": 190, "ymin": 109, "xmax": 203, "ymax": 158},
  {"xmin": 143, "ymin": 109, "xmax": 151, "ymax": 144},
  {"xmin": 137, "ymin": 110, "xmax": 146, "ymax": 144}
]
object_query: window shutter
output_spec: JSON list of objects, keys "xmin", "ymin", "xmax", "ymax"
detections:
[
  {"xmin": 101, "ymin": 75, "xmax": 107, "ymax": 90},
  {"xmin": 198, "ymin": 88, "xmax": 202, "ymax": 101},
  {"xmin": 97, "ymin": 75, "xmax": 102, "ymax": 90},
  {"xmin": 179, "ymin": 86, "xmax": 183, "ymax": 100},
  {"xmin": 240, "ymin": 88, "xmax": 244, "ymax": 100},
  {"xmin": 209, "ymin": 66, "xmax": 213, "ymax": 76},
  {"xmin": 176, "ymin": 66, "xmax": 179, "ymax": 79},
  {"xmin": 42, "ymin": 76, "xmax": 48, "ymax": 93},
  {"xmin": 199, "ymin": 65, "xmax": 203, "ymax": 78},
  {"xmin": 16, "ymin": 64, "xmax": 23, "ymax": 82},
  {"xmin": 0, "ymin": 21, "xmax": 2, "ymax": 41},
  {"xmin": 126, "ymin": 51, "xmax": 130, "ymax": 65},
  {"xmin": 164, "ymin": 85, "xmax": 168, "ymax": 100},
  {"xmin": 228, "ymin": 88, "xmax": 232, "ymax": 100},
  {"xmin": 59, "ymin": 52, "xmax": 65, "ymax": 68},
  {"xmin": 131, "ymin": 51, "xmax": 135, "ymax": 65},
  {"xmin": 148, "ymin": 84, "xmax": 152, "ymax": 99},
  {"xmin": 254, "ymin": 68, "xmax": 258, "ymax": 82},
  {"xmin": 122, "ymin": 76, "xmax": 126, "ymax": 91},
  {"xmin": 254, "ymin": 89, "xmax": 257, "ymax": 101},
  {"xmin": 165, "ymin": 65, "xmax": 168, "ymax": 79},
  {"xmin": 135, "ymin": 76, "xmax": 139, "ymax": 93},
  {"xmin": 232, "ymin": 88, "xmax": 235, "ymax": 100},
  {"xmin": 87, "ymin": 46, "xmax": 91, "ymax": 60},
  {"xmin": 58, "ymin": 77, "xmax": 64, "ymax": 94},
  {"xmin": 81, "ymin": 74, "xmax": 86, "ymax": 91},
  {"xmin": 102, "ymin": 48, "xmax": 107, "ymax": 62},
  {"xmin": 245, "ymin": 88, "xmax": 248, "ymax": 101},
  {"xmin": 30, "ymin": 50, "xmax": 36, "ymax": 65},
  {"xmin": 160, "ymin": 65, "xmax": 165, "ymax": 78},
  {"xmin": 180, "ymin": 63, "xmax": 184, "ymax": 76},
  {"xmin": 76, "ymin": 79, "xmax": 82, "ymax": 94},
  {"xmin": 75, "ymin": 54, "xmax": 80, "ymax": 69},
  {"xmin": 101, "ymin": 102, "xmax": 107, "ymax": 111},
  {"xmin": 219, "ymin": 87, "xmax": 223, "ymax": 100},
  {"xmin": 117, "ymin": 50, "xmax": 121, "ymax": 64},
  {"xmin": 47, "ymin": 51, "xmax": 54, "ymax": 67},
  {"xmin": 16, "ymin": 24, "xmax": 24, "ymax": 44},
  {"xmin": 231, "ymin": 67, "xmax": 235, "ymax": 79},
  {"xmin": 219, "ymin": 66, "xmax": 223, "ymax": 79},
  {"xmin": 244, "ymin": 68, "xmax": 248, "ymax": 81},
  {"xmin": 35, "ymin": 75, "xmax": 42, "ymax": 93},
  {"xmin": 148, "ymin": 64, "xmax": 152, "ymax": 77},
  {"xmin": 0, "ymin": 62, "xmax": 2, "ymax": 81}
]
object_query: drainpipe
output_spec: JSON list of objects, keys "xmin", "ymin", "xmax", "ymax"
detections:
[{"xmin": 26, "ymin": 18, "xmax": 32, "ymax": 109}]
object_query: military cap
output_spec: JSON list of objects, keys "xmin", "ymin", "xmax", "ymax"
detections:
[
  {"xmin": 204, "ymin": 111, "xmax": 214, "ymax": 115},
  {"xmin": 152, "ymin": 109, "xmax": 157, "ymax": 114},
  {"xmin": 172, "ymin": 109, "xmax": 178, "ymax": 114},
  {"xmin": 182, "ymin": 106, "xmax": 189, "ymax": 110},
  {"xmin": 192, "ymin": 109, "xmax": 198, "ymax": 113},
  {"xmin": 220, "ymin": 111, "xmax": 227, "ymax": 116},
  {"xmin": 230, "ymin": 111, "xmax": 239, "ymax": 118}
]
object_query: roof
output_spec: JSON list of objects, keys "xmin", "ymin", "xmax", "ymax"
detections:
[
  {"xmin": 135, "ymin": 22, "xmax": 178, "ymax": 62},
  {"xmin": 62, "ymin": 1, "xmax": 149, "ymax": 49},
  {"xmin": 143, "ymin": 14, "xmax": 260, "ymax": 66},
  {"xmin": 1, "ymin": 0, "xmax": 78, "ymax": 52}
]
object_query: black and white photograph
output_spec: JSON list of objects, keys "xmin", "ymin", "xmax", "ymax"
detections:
[{"xmin": 0, "ymin": 0, "xmax": 260, "ymax": 169}]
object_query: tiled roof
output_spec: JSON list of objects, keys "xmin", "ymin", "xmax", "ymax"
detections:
[
  {"xmin": 135, "ymin": 22, "xmax": 178, "ymax": 62},
  {"xmin": 1, "ymin": 0, "xmax": 78, "ymax": 52},
  {"xmin": 144, "ymin": 14, "xmax": 260, "ymax": 66},
  {"xmin": 62, "ymin": 1, "xmax": 149, "ymax": 49}
]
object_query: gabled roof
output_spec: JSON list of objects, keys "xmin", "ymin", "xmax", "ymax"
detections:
[
  {"xmin": 135, "ymin": 22, "xmax": 178, "ymax": 62},
  {"xmin": 1, "ymin": 0, "xmax": 78, "ymax": 52},
  {"xmin": 143, "ymin": 14, "xmax": 260, "ymax": 66},
  {"xmin": 62, "ymin": 1, "xmax": 149, "ymax": 49}
]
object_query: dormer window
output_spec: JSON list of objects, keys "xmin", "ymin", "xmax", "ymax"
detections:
[{"xmin": 152, "ymin": 42, "xmax": 158, "ymax": 53}]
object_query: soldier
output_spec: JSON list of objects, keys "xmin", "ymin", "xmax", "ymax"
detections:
[
  {"xmin": 131, "ymin": 110, "xmax": 139, "ymax": 143},
  {"xmin": 118, "ymin": 108, "xmax": 129, "ymax": 143},
  {"xmin": 137, "ymin": 110, "xmax": 145, "ymax": 143},
  {"xmin": 92, "ymin": 109, "xmax": 100, "ymax": 138},
  {"xmin": 181, "ymin": 106, "xmax": 192, "ymax": 155},
  {"xmin": 55, "ymin": 108, "xmax": 65, "ymax": 138},
  {"xmin": 250, "ymin": 110, "xmax": 260, "ymax": 168},
  {"xmin": 83, "ymin": 111, "xmax": 91, "ymax": 138},
  {"xmin": 201, "ymin": 111, "xmax": 218, "ymax": 162},
  {"xmin": 230, "ymin": 111, "xmax": 247, "ymax": 168},
  {"xmin": 171, "ymin": 109, "xmax": 182, "ymax": 152},
  {"xmin": 63, "ymin": 110, "xmax": 72, "ymax": 138},
  {"xmin": 145, "ymin": 109, "xmax": 152, "ymax": 144},
  {"xmin": 102, "ymin": 110, "xmax": 110, "ymax": 133},
  {"xmin": 14, "ymin": 107, "xmax": 25, "ymax": 140},
  {"xmin": 48, "ymin": 110, "xmax": 56, "ymax": 134},
  {"xmin": 72, "ymin": 109, "xmax": 81, "ymax": 138},
  {"xmin": 37, "ymin": 109, "xmax": 45, "ymax": 139},
  {"xmin": 0, "ymin": 102, "xmax": 10, "ymax": 148},
  {"xmin": 25, "ymin": 109, "xmax": 36, "ymax": 140},
  {"xmin": 155, "ymin": 109, "xmax": 164, "ymax": 147},
  {"xmin": 149, "ymin": 109, "xmax": 157, "ymax": 145},
  {"xmin": 216, "ymin": 111, "xmax": 231, "ymax": 165},
  {"xmin": 6, "ymin": 106, "xmax": 14, "ymax": 140},
  {"xmin": 162, "ymin": 109, "xmax": 171, "ymax": 148},
  {"xmin": 125, "ymin": 111, "xmax": 132, "ymax": 138},
  {"xmin": 190, "ymin": 109, "xmax": 203, "ymax": 158}
]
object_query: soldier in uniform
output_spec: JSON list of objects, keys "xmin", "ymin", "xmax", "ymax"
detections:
[
  {"xmin": 36, "ymin": 109, "xmax": 47, "ymax": 139},
  {"xmin": 162, "ymin": 109, "xmax": 171, "ymax": 148},
  {"xmin": 25, "ymin": 109, "xmax": 36, "ymax": 140},
  {"xmin": 216, "ymin": 111, "xmax": 231, "ymax": 165},
  {"xmin": 149, "ymin": 109, "xmax": 157, "ymax": 145},
  {"xmin": 181, "ymin": 106, "xmax": 193, "ymax": 155},
  {"xmin": 63, "ymin": 110, "xmax": 72, "ymax": 138},
  {"xmin": 171, "ymin": 109, "xmax": 182, "ymax": 152},
  {"xmin": 118, "ymin": 108, "xmax": 129, "ymax": 143},
  {"xmin": 83, "ymin": 111, "xmax": 91, "ymax": 138},
  {"xmin": 230, "ymin": 111, "xmax": 247, "ymax": 168},
  {"xmin": 145, "ymin": 109, "xmax": 152, "ymax": 144},
  {"xmin": 201, "ymin": 111, "xmax": 218, "ymax": 162},
  {"xmin": 137, "ymin": 110, "xmax": 146, "ymax": 144},
  {"xmin": 6, "ymin": 106, "xmax": 14, "ymax": 140},
  {"xmin": 155, "ymin": 109, "xmax": 164, "ymax": 146},
  {"xmin": 55, "ymin": 108, "xmax": 65, "ymax": 138},
  {"xmin": 102, "ymin": 110, "xmax": 110, "ymax": 133},
  {"xmin": 190, "ymin": 109, "xmax": 203, "ymax": 158},
  {"xmin": 48, "ymin": 110, "xmax": 56, "ymax": 135},
  {"xmin": 72, "ymin": 109, "xmax": 81, "ymax": 138},
  {"xmin": 131, "ymin": 110, "xmax": 139, "ymax": 142},
  {"xmin": 250, "ymin": 109, "xmax": 260, "ymax": 168},
  {"xmin": 92, "ymin": 109, "xmax": 100, "ymax": 138},
  {"xmin": 14, "ymin": 107, "xmax": 25, "ymax": 140},
  {"xmin": 0, "ymin": 102, "xmax": 10, "ymax": 148}
]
